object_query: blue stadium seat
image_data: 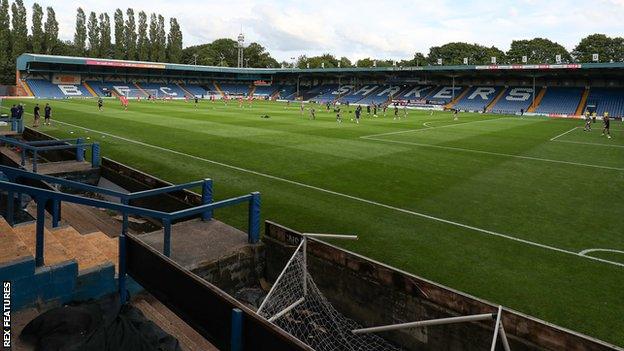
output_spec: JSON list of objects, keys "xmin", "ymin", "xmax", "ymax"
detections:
[
  {"xmin": 586, "ymin": 88, "xmax": 624, "ymax": 117},
  {"xmin": 26, "ymin": 79, "xmax": 92, "ymax": 98},
  {"xmin": 138, "ymin": 83, "xmax": 188, "ymax": 98},
  {"xmin": 182, "ymin": 84, "xmax": 209, "ymax": 97},
  {"xmin": 217, "ymin": 82, "xmax": 251, "ymax": 96},
  {"xmin": 490, "ymin": 87, "xmax": 537, "ymax": 114},
  {"xmin": 253, "ymin": 86, "xmax": 278, "ymax": 97},
  {"xmin": 535, "ymin": 87, "xmax": 583, "ymax": 115},
  {"xmin": 454, "ymin": 86, "xmax": 503, "ymax": 112}
]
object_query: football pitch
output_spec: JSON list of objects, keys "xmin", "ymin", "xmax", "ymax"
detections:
[{"xmin": 4, "ymin": 98, "xmax": 624, "ymax": 346}]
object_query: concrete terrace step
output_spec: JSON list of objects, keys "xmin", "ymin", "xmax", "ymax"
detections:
[
  {"xmin": 84, "ymin": 231, "xmax": 119, "ymax": 272},
  {"xmin": 12, "ymin": 223, "xmax": 73, "ymax": 267},
  {"xmin": 0, "ymin": 218, "xmax": 31, "ymax": 264},
  {"xmin": 50, "ymin": 226, "xmax": 110, "ymax": 272},
  {"xmin": 133, "ymin": 296, "xmax": 219, "ymax": 351}
]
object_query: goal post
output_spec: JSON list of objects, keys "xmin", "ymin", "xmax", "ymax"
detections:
[{"xmin": 116, "ymin": 88, "xmax": 159, "ymax": 98}]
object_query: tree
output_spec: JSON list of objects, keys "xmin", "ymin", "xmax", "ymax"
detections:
[
  {"xmin": 43, "ymin": 7, "xmax": 58, "ymax": 54},
  {"xmin": 399, "ymin": 52, "xmax": 427, "ymax": 66},
  {"xmin": 506, "ymin": 38, "xmax": 571, "ymax": 64},
  {"xmin": 243, "ymin": 42, "xmax": 278, "ymax": 68},
  {"xmin": 166, "ymin": 17, "xmax": 183, "ymax": 63},
  {"xmin": 572, "ymin": 34, "xmax": 623, "ymax": 63},
  {"xmin": 155, "ymin": 14, "xmax": 166, "ymax": 61},
  {"xmin": 31, "ymin": 3, "xmax": 44, "ymax": 53},
  {"xmin": 148, "ymin": 13, "xmax": 158, "ymax": 60},
  {"xmin": 137, "ymin": 11, "xmax": 148, "ymax": 60},
  {"xmin": 73, "ymin": 8, "xmax": 87, "ymax": 56},
  {"xmin": 87, "ymin": 11, "xmax": 99, "ymax": 57},
  {"xmin": 0, "ymin": 0, "xmax": 11, "ymax": 83},
  {"xmin": 99, "ymin": 13, "xmax": 111, "ymax": 58},
  {"xmin": 113, "ymin": 9, "xmax": 124, "ymax": 59},
  {"xmin": 124, "ymin": 8, "xmax": 137, "ymax": 60},
  {"xmin": 297, "ymin": 54, "xmax": 338, "ymax": 68},
  {"xmin": 338, "ymin": 56, "xmax": 352, "ymax": 68},
  {"xmin": 11, "ymin": 0, "xmax": 28, "ymax": 60},
  {"xmin": 428, "ymin": 42, "xmax": 505, "ymax": 65}
]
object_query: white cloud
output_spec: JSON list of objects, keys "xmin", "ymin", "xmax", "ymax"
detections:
[{"xmin": 18, "ymin": 0, "xmax": 624, "ymax": 61}]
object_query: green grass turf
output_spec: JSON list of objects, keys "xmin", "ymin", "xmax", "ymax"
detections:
[{"xmin": 2, "ymin": 98, "xmax": 623, "ymax": 346}]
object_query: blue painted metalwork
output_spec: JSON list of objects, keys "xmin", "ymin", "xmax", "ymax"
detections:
[
  {"xmin": 0, "ymin": 169, "xmax": 261, "ymax": 298},
  {"xmin": 0, "ymin": 136, "xmax": 97, "ymax": 173},
  {"xmin": 201, "ymin": 178, "xmax": 213, "ymax": 221},
  {"xmin": 35, "ymin": 197, "xmax": 45, "ymax": 267},
  {"xmin": 231, "ymin": 308, "xmax": 243, "ymax": 351},
  {"xmin": 76, "ymin": 138, "xmax": 85, "ymax": 162},
  {"xmin": 91, "ymin": 144, "xmax": 100, "ymax": 168},
  {"xmin": 248, "ymin": 192, "xmax": 261, "ymax": 244},
  {"xmin": 51, "ymin": 199, "xmax": 60, "ymax": 228}
]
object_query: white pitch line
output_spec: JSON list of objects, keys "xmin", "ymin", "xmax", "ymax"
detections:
[
  {"xmin": 361, "ymin": 117, "xmax": 511, "ymax": 138},
  {"xmin": 552, "ymin": 139, "xmax": 624, "ymax": 149},
  {"xmin": 550, "ymin": 126, "xmax": 578, "ymax": 141},
  {"xmin": 579, "ymin": 248, "xmax": 624, "ymax": 256},
  {"xmin": 31, "ymin": 117, "xmax": 624, "ymax": 269},
  {"xmin": 361, "ymin": 136, "xmax": 624, "ymax": 172}
]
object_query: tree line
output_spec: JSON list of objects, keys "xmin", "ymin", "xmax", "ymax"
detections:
[
  {"xmin": 0, "ymin": 1, "xmax": 622, "ymax": 84},
  {"xmin": 295, "ymin": 35, "xmax": 624, "ymax": 69},
  {"xmin": 0, "ymin": 1, "xmax": 183, "ymax": 84}
]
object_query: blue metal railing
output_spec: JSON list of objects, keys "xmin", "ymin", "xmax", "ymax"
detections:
[
  {"xmin": 0, "ymin": 117, "xmax": 24, "ymax": 133},
  {"xmin": 0, "ymin": 173, "xmax": 261, "ymax": 303},
  {"xmin": 0, "ymin": 136, "xmax": 99, "ymax": 172}
]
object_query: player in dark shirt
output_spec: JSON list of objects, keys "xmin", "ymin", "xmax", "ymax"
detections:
[
  {"xmin": 602, "ymin": 113, "xmax": 611, "ymax": 139},
  {"xmin": 373, "ymin": 104, "xmax": 377, "ymax": 117},
  {"xmin": 33, "ymin": 104, "xmax": 41, "ymax": 127},
  {"xmin": 10, "ymin": 105, "xmax": 17, "ymax": 119},
  {"xmin": 393, "ymin": 105, "xmax": 399, "ymax": 120},
  {"xmin": 98, "ymin": 98, "xmax": 103, "ymax": 111},
  {"xmin": 44, "ymin": 103, "xmax": 52, "ymax": 125},
  {"xmin": 309, "ymin": 107, "xmax": 316, "ymax": 120},
  {"xmin": 336, "ymin": 106, "xmax": 342, "ymax": 123},
  {"xmin": 194, "ymin": 96, "xmax": 199, "ymax": 108},
  {"xmin": 354, "ymin": 106, "xmax": 361, "ymax": 124},
  {"xmin": 583, "ymin": 111, "xmax": 592, "ymax": 131},
  {"xmin": 17, "ymin": 104, "xmax": 24, "ymax": 119}
]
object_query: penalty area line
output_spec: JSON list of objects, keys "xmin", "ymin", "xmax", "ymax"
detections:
[
  {"xmin": 45, "ymin": 118, "xmax": 624, "ymax": 269},
  {"xmin": 550, "ymin": 127, "xmax": 578, "ymax": 141}
]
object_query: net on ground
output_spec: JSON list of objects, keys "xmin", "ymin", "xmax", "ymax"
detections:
[{"xmin": 257, "ymin": 241, "xmax": 402, "ymax": 351}]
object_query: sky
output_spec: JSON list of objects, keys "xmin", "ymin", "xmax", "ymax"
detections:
[{"xmin": 20, "ymin": 0, "xmax": 624, "ymax": 63}]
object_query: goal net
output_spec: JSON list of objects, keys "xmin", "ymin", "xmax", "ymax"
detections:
[
  {"xmin": 257, "ymin": 239, "xmax": 402, "ymax": 351},
  {"xmin": 117, "ymin": 88, "xmax": 159, "ymax": 98}
]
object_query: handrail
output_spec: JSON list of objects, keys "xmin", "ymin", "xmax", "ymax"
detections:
[
  {"xmin": 0, "ymin": 173, "xmax": 260, "ymax": 303},
  {"xmin": 124, "ymin": 180, "xmax": 205, "ymax": 200},
  {"xmin": 0, "ymin": 136, "xmax": 99, "ymax": 172}
]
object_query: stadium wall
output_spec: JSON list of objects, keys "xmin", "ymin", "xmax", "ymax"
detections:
[{"xmin": 264, "ymin": 221, "xmax": 622, "ymax": 351}]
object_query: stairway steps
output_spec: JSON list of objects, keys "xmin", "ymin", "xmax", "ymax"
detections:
[
  {"xmin": 0, "ymin": 218, "xmax": 31, "ymax": 264},
  {"xmin": 50, "ymin": 226, "xmax": 110, "ymax": 272},
  {"xmin": 12, "ymin": 223, "xmax": 72, "ymax": 267},
  {"xmin": 84, "ymin": 232, "xmax": 119, "ymax": 272}
]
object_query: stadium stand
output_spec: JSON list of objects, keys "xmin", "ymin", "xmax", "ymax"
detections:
[
  {"xmin": 357, "ymin": 85, "xmax": 403, "ymax": 104},
  {"xmin": 252, "ymin": 85, "xmax": 278, "ymax": 97},
  {"xmin": 181, "ymin": 84, "xmax": 209, "ymax": 97},
  {"xmin": 454, "ymin": 86, "xmax": 504, "ymax": 111},
  {"xmin": 586, "ymin": 88, "xmax": 624, "ymax": 117},
  {"xmin": 217, "ymin": 82, "xmax": 250, "ymax": 96},
  {"xmin": 26, "ymin": 79, "xmax": 93, "ymax": 98},
  {"xmin": 277, "ymin": 85, "xmax": 297, "ymax": 100},
  {"xmin": 490, "ymin": 87, "xmax": 538, "ymax": 114},
  {"xmin": 310, "ymin": 84, "xmax": 354, "ymax": 103},
  {"xmin": 534, "ymin": 87, "xmax": 584, "ymax": 115},
  {"xmin": 340, "ymin": 85, "xmax": 382, "ymax": 103},
  {"xmin": 426, "ymin": 86, "xmax": 466, "ymax": 104},
  {"xmin": 397, "ymin": 85, "xmax": 435, "ymax": 101},
  {"xmin": 138, "ymin": 83, "xmax": 188, "ymax": 98}
]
